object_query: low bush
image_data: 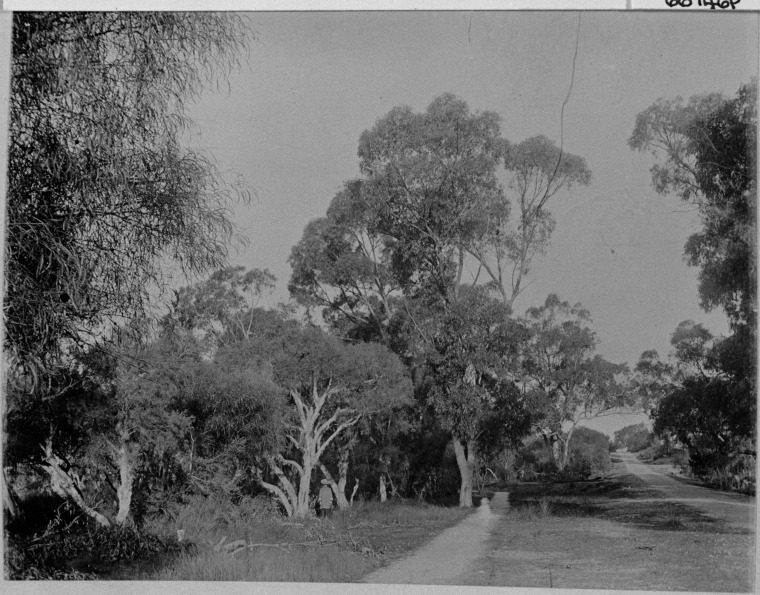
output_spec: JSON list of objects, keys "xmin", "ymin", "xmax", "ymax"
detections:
[
  {"xmin": 565, "ymin": 427, "xmax": 612, "ymax": 479},
  {"xmin": 5, "ymin": 512, "xmax": 188, "ymax": 579}
]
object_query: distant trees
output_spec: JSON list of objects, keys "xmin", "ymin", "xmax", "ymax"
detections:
[
  {"xmin": 613, "ymin": 423, "xmax": 653, "ymax": 453},
  {"xmin": 521, "ymin": 294, "xmax": 632, "ymax": 471},
  {"xmin": 565, "ymin": 427, "xmax": 613, "ymax": 478},
  {"xmin": 5, "ymin": 13, "xmax": 251, "ymax": 389},
  {"xmin": 630, "ymin": 81, "xmax": 756, "ymax": 492}
]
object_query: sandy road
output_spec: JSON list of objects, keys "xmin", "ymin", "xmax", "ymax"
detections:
[
  {"xmin": 361, "ymin": 492, "xmax": 509, "ymax": 584},
  {"xmin": 616, "ymin": 452, "xmax": 756, "ymax": 532}
]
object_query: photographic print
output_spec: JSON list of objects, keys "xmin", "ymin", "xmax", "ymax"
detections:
[{"xmin": 1, "ymin": 4, "xmax": 757, "ymax": 592}]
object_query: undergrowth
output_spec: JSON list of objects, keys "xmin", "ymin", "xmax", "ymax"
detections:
[{"xmin": 5, "ymin": 512, "xmax": 189, "ymax": 580}]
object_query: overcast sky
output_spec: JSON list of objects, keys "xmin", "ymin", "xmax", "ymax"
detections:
[{"xmin": 185, "ymin": 11, "xmax": 757, "ymax": 421}]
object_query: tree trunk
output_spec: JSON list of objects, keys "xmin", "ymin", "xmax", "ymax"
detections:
[
  {"xmin": 318, "ymin": 461, "xmax": 349, "ymax": 510},
  {"xmin": 453, "ymin": 437, "xmax": 476, "ymax": 508},
  {"xmin": 2, "ymin": 469, "xmax": 19, "ymax": 520},
  {"xmin": 558, "ymin": 426, "xmax": 576, "ymax": 472},
  {"xmin": 295, "ymin": 453, "xmax": 313, "ymax": 518},
  {"xmin": 42, "ymin": 440, "xmax": 112, "ymax": 528},
  {"xmin": 114, "ymin": 440, "xmax": 134, "ymax": 525},
  {"xmin": 379, "ymin": 474, "xmax": 387, "ymax": 503},
  {"xmin": 552, "ymin": 436, "xmax": 563, "ymax": 470},
  {"xmin": 334, "ymin": 447, "xmax": 351, "ymax": 509}
]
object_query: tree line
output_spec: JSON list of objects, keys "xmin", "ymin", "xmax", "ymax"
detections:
[{"xmin": 3, "ymin": 14, "xmax": 755, "ymax": 532}]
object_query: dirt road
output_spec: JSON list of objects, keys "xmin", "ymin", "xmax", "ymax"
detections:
[
  {"xmin": 360, "ymin": 457, "xmax": 755, "ymax": 589},
  {"xmin": 616, "ymin": 452, "xmax": 756, "ymax": 532}
]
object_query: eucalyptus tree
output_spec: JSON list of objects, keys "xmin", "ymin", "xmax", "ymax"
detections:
[
  {"xmin": 629, "ymin": 81, "xmax": 756, "ymax": 488},
  {"xmin": 629, "ymin": 81, "xmax": 755, "ymax": 328},
  {"xmin": 6, "ymin": 13, "xmax": 251, "ymax": 390},
  {"xmin": 288, "ymin": 180, "xmax": 402, "ymax": 343},
  {"xmin": 289, "ymin": 94, "xmax": 593, "ymax": 504},
  {"xmin": 422, "ymin": 286, "xmax": 531, "ymax": 506},
  {"xmin": 218, "ymin": 323, "xmax": 412, "ymax": 517},
  {"xmin": 521, "ymin": 294, "xmax": 632, "ymax": 470},
  {"xmin": 470, "ymin": 136, "xmax": 592, "ymax": 307},
  {"xmin": 164, "ymin": 265, "xmax": 277, "ymax": 352}
]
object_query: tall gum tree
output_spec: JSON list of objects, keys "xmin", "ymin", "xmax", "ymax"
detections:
[
  {"xmin": 353, "ymin": 94, "xmax": 517, "ymax": 507},
  {"xmin": 629, "ymin": 81, "xmax": 756, "ymax": 485},
  {"xmin": 289, "ymin": 94, "xmax": 592, "ymax": 505}
]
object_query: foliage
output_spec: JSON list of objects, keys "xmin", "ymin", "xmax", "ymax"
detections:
[
  {"xmin": 473, "ymin": 135, "xmax": 591, "ymax": 306},
  {"xmin": 216, "ymin": 321, "xmax": 412, "ymax": 516},
  {"xmin": 613, "ymin": 423, "xmax": 653, "ymax": 453},
  {"xmin": 355, "ymin": 93, "xmax": 509, "ymax": 301},
  {"xmin": 288, "ymin": 181, "xmax": 402, "ymax": 342},
  {"xmin": 629, "ymin": 80, "xmax": 756, "ymax": 327},
  {"xmin": 424, "ymin": 286, "xmax": 528, "ymax": 444},
  {"xmin": 4, "ymin": 329, "xmax": 284, "ymax": 527},
  {"xmin": 165, "ymin": 266, "xmax": 277, "ymax": 350},
  {"xmin": 653, "ymin": 376, "xmax": 755, "ymax": 491},
  {"xmin": 521, "ymin": 294, "xmax": 632, "ymax": 469},
  {"xmin": 6, "ymin": 509, "xmax": 188, "ymax": 579},
  {"xmin": 6, "ymin": 12, "xmax": 251, "ymax": 389},
  {"xmin": 636, "ymin": 321, "xmax": 755, "ymax": 493},
  {"xmin": 565, "ymin": 427, "xmax": 612, "ymax": 478}
]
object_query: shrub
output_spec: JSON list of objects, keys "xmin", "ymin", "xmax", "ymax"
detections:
[
  {"xmin": 6, "ymin": 514, "xmax": 188, "ymax": 579},
  {"xmin": 566, "ymin": 427, "xmax": 612, "ymax": 478}
]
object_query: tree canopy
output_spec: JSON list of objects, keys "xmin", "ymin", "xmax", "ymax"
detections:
[
  {"xmin": 521, "ymin": 294, "xmax": 632, "ymax": 470},
  {"xmin": 6, "ymin": 13, "xmax": 251, "ymax": 388},
  {"xmin": 629, "ymin": 80, "xmax": 756, "ymax": 327}
]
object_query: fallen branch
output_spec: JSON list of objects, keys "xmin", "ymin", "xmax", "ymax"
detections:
[{"xmin": 220, "ymin": 539, "xmax": 340, "ymax": 556}]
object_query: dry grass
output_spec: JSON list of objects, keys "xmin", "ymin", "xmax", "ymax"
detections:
[
  {"xmin": 460, "ymin": 473, "xmax": 756, "ymax": 591},
  {"xmin": 154, "ymin": 544, "xmax": 370, "ymax": 582},
  {"xmin": 133, "ymin": 498, "xmax": 471, "ymax": 582}
]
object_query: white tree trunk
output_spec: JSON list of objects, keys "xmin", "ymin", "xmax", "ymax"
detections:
[
  {"xmin": 42, "ymin": 440, "xmax": 112, "ymax": 528},
  {"xmin": 453, "ymin": 437, "xmax": 476, "ymax": 508},
  {"xmin": 559, "ymin": 425, "xmax": 577, "ymax": 471},
  {"xmin": 379, "ymin": 474, "xmax": 387, "ymax": 502},
  {"xmin": 114, "ymin": 441, "xmax": 134, "ymax": 525},
  {"xmin": 260, "ymin": 379, "xmax": 361, "ymax": 518},
  {"xmin": 335, "ymin": 447, "xmax": 351, "ymax": 509}
]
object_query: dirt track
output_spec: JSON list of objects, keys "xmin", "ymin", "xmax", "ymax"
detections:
[
  {"xmin": 360, "ymin": 457, "xmax": 756, "ymax": 589},
  {"xmin": 616, "ymin": 452, "xmax": 756, "ymax": 532},
  {"xmin": 362, "ymin": 493, "xmax": 508, "ymax": 584}
]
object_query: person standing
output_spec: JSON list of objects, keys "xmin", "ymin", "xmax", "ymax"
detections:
[{"xmin": 318, "ymin": 479, "xmax": 334, "ymax": 517}]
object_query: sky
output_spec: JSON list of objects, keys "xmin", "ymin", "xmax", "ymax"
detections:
[{"xmin": 182, "ymin": 11, "xmax": 758, "ymax": 433}]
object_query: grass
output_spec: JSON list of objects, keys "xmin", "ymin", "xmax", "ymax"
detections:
[
  {"xmin": 125, "ymin": 498, "xmax": 472, "ymax": 581},
  {"xmin": 155, "ymin": 543, "xmax": 370, "ymax": 582},
  {"xmin": 455, "ymin": 469, "xmax": 755, "ymax": 591}
]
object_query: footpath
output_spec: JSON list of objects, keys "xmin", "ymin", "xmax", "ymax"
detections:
[{"xmin": 362, "ymin": 492, "xmax": 509, "ymax": 585}]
